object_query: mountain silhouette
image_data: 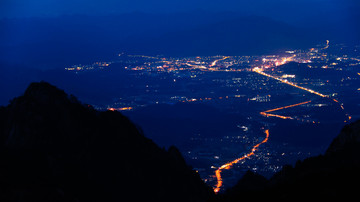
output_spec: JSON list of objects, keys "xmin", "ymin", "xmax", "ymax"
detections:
[
  {"xmin": 2, "ymin": 81, "xmax": 360, "ymax": 201},
  {"xmin": 0, "ymin": 82, "xmax": 214, "ymax": 202},
  {"xmin": 218, "ymin": 120, "xmax": 360, "ymax": 201}
]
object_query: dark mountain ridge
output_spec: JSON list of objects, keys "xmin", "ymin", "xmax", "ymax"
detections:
[
  {"xmin": 2, "ymin": 82, "xmax": 360, "ymax": 201},
  {"xmin": 0, "ymin": 82, "xmax": 214, "ymax": 201}
]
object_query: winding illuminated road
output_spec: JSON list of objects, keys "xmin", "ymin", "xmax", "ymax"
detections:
[
  {"xmin": 214, "ymin": 129, "xmax": 270, "ymax": 193},
  {"xmin": 210, "ymin": 56, "xmax": 230, "ymax": 67},
  {"xmin": 260, "ymin": 101, "xmax": 312, "ymax": 120},
  {"xmin": 253, "ymin": 67, "xmax": 351, "ymax": 122}
]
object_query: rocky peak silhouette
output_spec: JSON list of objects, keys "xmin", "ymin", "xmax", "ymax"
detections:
[{"xmin": 0, "ymin": 81, "xmax": 214, "ymax": 202}]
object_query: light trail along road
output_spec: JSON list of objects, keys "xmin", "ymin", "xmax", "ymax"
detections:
[
  {"xmin": 210, "ymin": 56, "xmax": 230, "ymax": 67},
  {"xmin": 260, "ymin": 101, "xmax": 312, "ymax": 120},
  {"xmin": 253, "ymin": 67, "xmax": 351, "ymax": 122},
  {"xmin": 253, "ymin": 67, "xmax": 328, "ymax": 98},
  {"xmin": 214, "ymin": 129, "xmax": 270, "ymax": 193}
]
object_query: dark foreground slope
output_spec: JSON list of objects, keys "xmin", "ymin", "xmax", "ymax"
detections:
[
  {"xmin": 218, "ymin": 120, "xmax": 360, "ymax": 201},
  {"xmin": 0, "ymin": 82, "xmax": 214, "ymax": 202}
]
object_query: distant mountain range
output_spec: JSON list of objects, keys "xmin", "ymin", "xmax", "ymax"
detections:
[
  {"xmin": 1, "ymin": 11, "xmax": 359, "ymax": 69},
  {"xmin": 122, "ymin": 16, "xmax": 316, "ymax": 57}
]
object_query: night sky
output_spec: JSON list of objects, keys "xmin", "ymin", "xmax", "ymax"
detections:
[
  {"xmin": 1, "ymin": 0, "xmax": 359, "ymax": 105},
  {"xmin": 1, "ymin": 0, "xmax": 359, "ymax": 21}
]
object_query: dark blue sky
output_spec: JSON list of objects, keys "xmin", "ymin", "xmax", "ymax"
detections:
[
  {"xmin": 1, "ymin": 0, "xmax": 358, "ymax": 21},
  {"xmin": 0, "ymin": 0, "xmax": 359, "ymax": 107}
]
